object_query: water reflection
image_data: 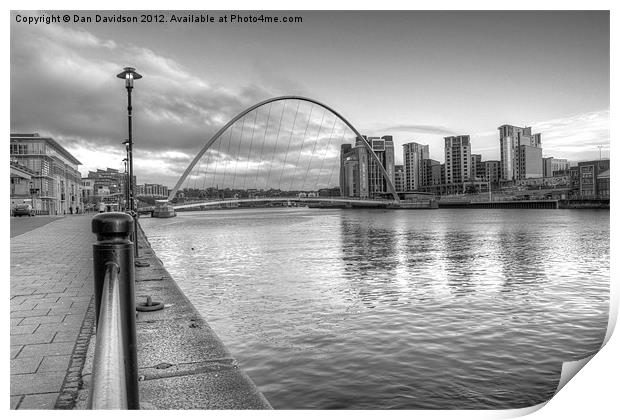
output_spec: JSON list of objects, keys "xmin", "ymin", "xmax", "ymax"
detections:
[{"xmin": 141, "ymin": 208, "xmax": 609, "ymax": 409}]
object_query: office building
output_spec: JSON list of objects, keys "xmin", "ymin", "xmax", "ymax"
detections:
[
  {"xmin": 339, "ymin": 142, "xmax": 369, "ymax": 198},
  {"xmin": 578, "ymin": 159, "xmax": 610, "ymax": 198},
  {"xmin": 482, "ymin": 160, "xmax": 501, "ymax": 189},
  {"xmin": 471, "ymin": 154, "xmax": 486, "ymax": 180},
  {"xmin": 367, "ymin": 135, "xmax": 395, "ymax": 197},
  {"xmin": 421, "ymin": 158, "xmax": 440, "ymax": 187},
  {"xmin": 543, "ymin": 157, "xmax": 569, "ymax": 178},
  {"xmin": 10, "ymin": 133, "xmax": 82, "ymax": 214},
  {"xmin": 444, "ymin": 135, "xmax": 472, "ymax": 185},
  {"xmin": 498, "ymin": 125, "xmax": 543, "ymax": 181},
  {"xmin": 403, "ymin": 142, "xmax": 429, "ymax": 191},
  {"xmin": 394, "ymin": 165, "xmax": 405, "ymax": 193},
  {"xmin": 136, "ymin": 183, "xmax": 170, "ymax": 198}
]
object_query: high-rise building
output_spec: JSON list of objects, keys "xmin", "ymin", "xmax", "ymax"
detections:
[
  {"xmin": 421, "ymin": 158, "xmax": 439, "ymax": 187},
  {"xmin": 482, "ymin": 160, "xmax": 501, "ymax": 188},
  {"xmin": 498, "ymin": 125, "xmax": 542, "ymax": 181},
  {"xmin": 367, "ymin": 135, "xmax": 395, "ymax": 197},
  {"xmin": 543, "ymin": 157, "xmax": 569, "ymax": 177},
  {"xmin": 339, "ymin": 142, "xmax": 369, "ymax": 198},
  {"xmin": 394, "ymin": 165, "xmax": 405, "ymax": 193},
  {"xmin": 470, "ymin": 154, "xmax": 483, "ymax": 180},
  {"xmin": 403, "ymin": 142, "xmax": 429, "ymax": 191},
  {"xmin": 10, "ymin": 133, "xmax": 82, "ymax": 215},
  {"xmin": 444, "ymin": 135, "xmax": 472, "ymax": 185}
]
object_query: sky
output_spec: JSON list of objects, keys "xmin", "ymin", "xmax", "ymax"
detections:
[{"xmin": 10, "ymin": 10, "xmax": 610, "ymax": 187}]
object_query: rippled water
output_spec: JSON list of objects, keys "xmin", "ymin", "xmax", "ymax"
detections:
[{"xmin": 141, "ymin": 208, "xmax": 609, "ymax": 409}]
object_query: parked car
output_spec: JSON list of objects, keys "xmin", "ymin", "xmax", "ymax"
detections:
[{"xmin": 13, "ymin": 204, "xmax": 35, "ymax": 217}]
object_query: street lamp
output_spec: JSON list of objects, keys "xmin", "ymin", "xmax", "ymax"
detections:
[
  {"xmin": 117, "ymin": 67, "xmax": 142, "ymax": 257},
  {"xmin": 122, "ymin": 157, "xmax": 129, "ymax": 211}
]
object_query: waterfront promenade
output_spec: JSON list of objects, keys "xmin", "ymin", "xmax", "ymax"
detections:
[
  {"xmin": 10, "ymin": 214, "xmax": 271, "ymax": 410},
  {"xmin": 10, "ymin": 215, "xmax": 94, "ymax": 409}
]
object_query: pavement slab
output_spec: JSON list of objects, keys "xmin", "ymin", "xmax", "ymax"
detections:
[{"xmin": 10, "ymin": 215, "xmax": 94, "ymax": 410}]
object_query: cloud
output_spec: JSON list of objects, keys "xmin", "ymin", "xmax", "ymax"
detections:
[
  {"xmin": 530, "ymin": 109, "xmax": 610, "ymax": 162},
  {"xmin": 10, "ymin": 12, "xmax": 301, "ymax": 187},
  {"xmin": 377, "ymin": 124, "xmax": 455, "ymax": 136}
]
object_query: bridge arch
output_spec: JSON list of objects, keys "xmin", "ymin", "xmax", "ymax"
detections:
[{"xmin": 167, "ymin": 95, "xmax": 399, "ymax": 202}]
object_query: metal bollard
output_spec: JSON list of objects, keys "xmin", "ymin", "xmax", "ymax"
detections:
[{"xmin": 91, "ymin": 212, "xmax": 139, "ymax": 409}]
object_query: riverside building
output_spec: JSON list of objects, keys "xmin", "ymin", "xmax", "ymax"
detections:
[
  {"xmin": 339, "ymin": 141, "xmax": 369, "ymax": 198},
  {"xmin": 10, "ymin": 133, "xmax": 82, "ymax": 214},
  {"xmin": 498, "ymin": 125, "xmax": 543, "ymax": 181},
  {"xmin": 403, "ymin": 142, "xmax": 429, "ymax": 191},
  {"xmin": 444, "ymin": 135, "xmax": 472, "ymax": 186},
  {"xmin": 367, "ymin": 136, "xmax": 395, "ymax": 198}
]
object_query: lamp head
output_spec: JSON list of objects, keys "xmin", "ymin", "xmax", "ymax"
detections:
[{"xmin": 116, "ymin": 67, "xmax": 142, "ymax": 88}]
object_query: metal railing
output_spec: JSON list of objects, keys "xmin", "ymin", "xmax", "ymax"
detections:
[{"xmin": 89, "ymin": 212, "xmax": 139, "ymax": 409}]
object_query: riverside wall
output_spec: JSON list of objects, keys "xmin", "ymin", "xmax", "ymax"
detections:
[{"xmin": 78, "ymin": 221, "xmax": 271, "ymax": 409}]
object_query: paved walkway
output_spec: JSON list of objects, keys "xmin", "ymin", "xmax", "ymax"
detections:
[{"xmin": 10, "ymin": 215, "xmax": 95, "ymax": 409}]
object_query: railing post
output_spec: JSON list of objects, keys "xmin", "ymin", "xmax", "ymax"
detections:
[{"xmin": 92, "ymin": 212, "xmax": 139, "ymax": 409}]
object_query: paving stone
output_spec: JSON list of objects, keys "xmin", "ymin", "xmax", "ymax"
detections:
[
  {"xmin": 34, "ymin": 301, "xmax": 73, "ymax": 310},
  {"xmin": 11, "ymin": 324, "xmax": 38, "ymax": 335},
  {"xmin": 10, "ymin": 331, "xmax": 57, "ymax": 346},
  {"xmin": 11, "ymin": 346, "xmax": 23, "ymax": 359},
  {"xmin": 18, "ymin": 342, "xmax": 75, "ymax": 359},
  {"xmin": 38, "ymin": 355, "xmax": 71, "ymax": 373},
  {"xmin": 53, "ymin": 330, "xmax": 80, "ymax": 343},
  {"xmin": 19, "ymin": 315, "xmax": 65, "ymax": 325},
  {"xmin": 10, "ymin": 309, "xmax": 50, "ymax": 318},
  {"xmin": 10, "ymin": 396, "xmax": 22, "ymax": 409},
  {"xmin": 11, "ymin": 372, "xmax": 65, "ymax": 395},
  {"xmin": 11, "ymin": 356, "xmax": 42, "ymax": 375},
  {"xmin": 18, "ymin": 393, "xmax": 59, "ymax": 409}
]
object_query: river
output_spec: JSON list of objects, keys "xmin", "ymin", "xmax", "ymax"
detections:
[{"xmin": 140, "ymin": 208, "xmax": 609, "ymax": 409}]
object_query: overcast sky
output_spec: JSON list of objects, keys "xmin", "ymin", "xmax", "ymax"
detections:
[{"xmin": 10, "ymin": 10, "xmax": 609, "ymax": 187}]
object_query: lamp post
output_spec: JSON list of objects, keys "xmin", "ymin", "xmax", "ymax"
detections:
[
  {"xmin": 122, "ymin": 157, "xmax": 129, "ymax": 211},
  {"xmin": 117, "ymin": 67, "xmax": 142, "ymax": 257}
]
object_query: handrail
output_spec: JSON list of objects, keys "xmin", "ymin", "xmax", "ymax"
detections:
[
  {"xmin": 90, "ymin": 262, "xmax": 128, "ymax": 409},
  {"xmin": 90, "ymin": 212, "xmax": 139, "ymax": 409}
]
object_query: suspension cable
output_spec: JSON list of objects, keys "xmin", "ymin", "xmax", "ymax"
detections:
[
  {"xmin": 220, "ymin": 122, "xmax": 235, "ymax": 193},
  {"xmin": 266, "ymin": 101, "xmax": 287, "ymax": 190},
  {"xmin": 278, "ymin": 101, "xmax": 301, "ymax": 192},
  {"xmin": 256, "ymin": 103, "xmax": 273, "ymax": 190},
  {"xmin": 302, "ymin": 109, "xmax": 326, "ymax": 191},
  {"xmin": 327, "ymin": 123, "xmax": 348, "ymax": 193},
  {"xmin": 289, "ymin": 104, "xmax": 314, "ymax": 192},
  {"xmin": 243, "ymin": 108, "xmax": 259, "ymax": 191},
  {"xmin": 314, "ymin": 115, "xmax": 338, "ymax": 191},
  {"xmin": 232, "ymin": 114, "xmax": 246, "ymax": 190}
]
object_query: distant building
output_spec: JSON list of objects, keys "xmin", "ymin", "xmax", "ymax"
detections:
[
  {"xmin": 482, "ymin": 160, "xmax": 501, "ymax": 189},
  {"xmin": 81, "ymin": 178, "xmax": 95, "ymax": 201},
  {"xmin": 137, "ymin": 183, "xmax": 170, "ymax": 198},
  {"xmin": 498, "ymin": 125, "xmax": 542, "ymax": 181},
  {"xmin": 10, "ymin": 161, "xmax": 36, "ymax": 208},
  {"xmin": 597, "ymin": 169, "xmax": 610, "ymax": 199},
  {"xmin": 394, "ymin": 165, "xmax": 405, "ymax": 193},
  {"xmin": 518, "ymin": 145, "xmax": 543, "ymax": 178},
  {"xmin": 470, "ymin": 154, "xmax": 482, "ymax": 180},
  {"xmin": 10, "ymin": 133, "xmax": 82, "ymax": 214},
  {"xmin": 339, "ymin": 142, "xmax": 369, "ymax": 198},
  {"xmin": 367, "ymin": 135, "xmax": 395, "ymax": 197},
  {"xmin": 578, "ymin": 159, "xmax": 610, "ymax": 198},
  {"xmin": 543, "ymin": 157, "xmax": 569, "ymax": 178},
  {"xmin": 444, "ymin": 135, "xmax": 472, "ymax": 185},
  {"xmin": 421, "ymin": 158, "xmax": 440, "ymax": 187},
  {"xmin": 403, "ymin": 142, "xmax": 429, "ymax": 191}
]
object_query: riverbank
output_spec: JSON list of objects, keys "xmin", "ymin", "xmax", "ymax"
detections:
[{"xmin": 77, "ymin": 221, "xmax": 271, "ymax": 409}]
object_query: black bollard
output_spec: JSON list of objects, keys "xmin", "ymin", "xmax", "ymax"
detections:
[{"xmin": 91, "ymin": 212, "xmax": 139, "ymax": 409}]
